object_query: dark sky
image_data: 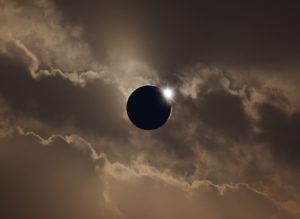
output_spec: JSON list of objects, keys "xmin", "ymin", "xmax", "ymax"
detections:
[{"xmin": 0, "ymin": 0, "xmax": 300, "ymax": 218}]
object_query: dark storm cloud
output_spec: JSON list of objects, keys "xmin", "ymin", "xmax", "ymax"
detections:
[{"xmin": 0, "ymin": 50, "xmax": 128, "ymax": 138}]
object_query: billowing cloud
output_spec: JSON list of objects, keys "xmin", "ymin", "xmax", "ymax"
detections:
[
  {"xmin": 0, "ymin": 49, "xmax": 128, "ymax": 138},
  {"xmin": 0, "ymin": 131, "xmax": 293, "ymax": 219}
]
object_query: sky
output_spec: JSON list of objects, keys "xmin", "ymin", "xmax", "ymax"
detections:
[{"xmin": 0, "ymin": 0, "xmax": 300, "ymax": 218}]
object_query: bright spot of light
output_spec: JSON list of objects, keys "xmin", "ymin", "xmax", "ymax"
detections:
[{"xmin": 162, "ymin": 87, "xmax": 175, "ymax": 100}]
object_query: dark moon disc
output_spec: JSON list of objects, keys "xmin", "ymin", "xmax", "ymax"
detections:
[{"xmin": 127, "ymin": 85, "xmax": 172, "ymax": 130}]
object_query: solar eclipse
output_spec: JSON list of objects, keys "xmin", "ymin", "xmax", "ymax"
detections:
[{"xmin": 126, "ymin": 85, "xmax": 172, "ymax": 130}]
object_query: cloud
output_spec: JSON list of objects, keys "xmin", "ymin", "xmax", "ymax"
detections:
[
  {"xmin": 104, "ymin": 158, "xmax": 286, "ymax": 219},
  {"xmin": 12, "ymin": 129, "xmax": 285, "ymax": 219},
  {"xmin": 4, "ymin": 39, "xmax": 105, "ymax": 86},
  {"xmin": 0, "ymin": 124, "xmax": 299, "ymax": 219},
  {"xmin": 197, "ymin": 90, "xmax": 251, "ymax": 139},
  {"xmin": 0, "ymin": 132, "xmax": 114, "ymax": 219},
  {"xmin": 53, "ymin": 0, "xmax": 300, "ymax": 74},
  {"xmin": 0, "ymin": 50, "xmax": 128, "ymax": 138},
  {"xmin": 0, "ymin": 97, "xmax": 14, "ymax": 137},
  {"xmin": 0, "ymin": 0, "xmax": 96, "ymax": 71},
  {"xmin": 257, "ymin": 103, "xmax": 300, "ymax": 167},
  {"xmin": 0, "ymin": 0, "xmax": 161, "ymax": 94}
]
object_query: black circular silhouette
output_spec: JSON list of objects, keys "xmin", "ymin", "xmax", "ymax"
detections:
[{"xmin": 127, "ymin": 85, "xmax": 172, "ymax": 130}]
